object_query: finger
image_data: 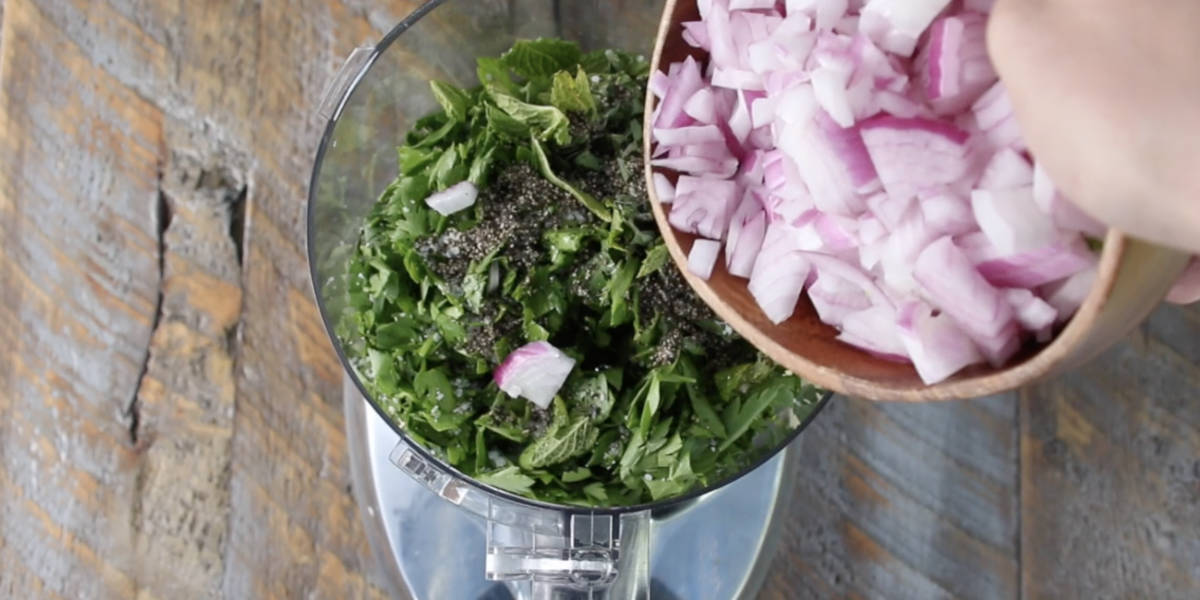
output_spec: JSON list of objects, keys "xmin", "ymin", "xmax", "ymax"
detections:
[{"xmin": 1167, "ymin": 257, "xmax": 1200, "ymax": 305}]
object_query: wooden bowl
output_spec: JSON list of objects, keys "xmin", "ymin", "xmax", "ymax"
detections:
[{"xmin": 643, "ymin": 0, "xmax": 1192, "ymax": 401}]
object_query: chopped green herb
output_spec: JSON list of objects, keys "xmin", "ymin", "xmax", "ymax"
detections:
[{"xmin": 343, "ymin": 39, "xmax": 823, "ymax": 506}]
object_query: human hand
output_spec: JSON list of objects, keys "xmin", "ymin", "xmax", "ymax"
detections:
[{"xmin": 987, "ymin": 0, "xmax": 1200, "ymax": 258}]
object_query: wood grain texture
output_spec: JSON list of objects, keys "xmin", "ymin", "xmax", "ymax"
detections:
[
  {"xmin": 0, "ymin": 0, "xmax": 414, "ymax": 598},
  {"xmin": 0, "ymin": 1, "xmax": 162, "ymax": 596},
  {"xmin": 1020, "ymin": 303, "xmax": 1200, "ymax": 599},
  {"xmin": 761, "ymin": 394, "xmax": 1020, "ymax": 600},
  {"xmin": 2, "ymin": 0, "xmax": 1199, "ymax": 599}
]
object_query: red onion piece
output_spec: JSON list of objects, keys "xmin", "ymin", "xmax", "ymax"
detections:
[
  {"xmin": 896, "ymin": 301, "xmax": 984, "ymax": 384},
  {"xmin": 971, "ymin": 187, "xmax": 1059, "ymax": 255},
  {"xmin": 915, "ymin": 13, "xmax": 997, "ymax": 115},
  {"xmin": 726, "ymin": 191, "xmax": 768, "ymax": 277},
  {"xmin": 976, "ymin": 237, "xmax": 1096, "ymax": 289},
  {"xmin": 669, "ymin": 177, "xmax": 739, "ymax": 239},
  {"xmin": 913, "ymin": 236, "xmax": 1018, "ymax": 365},
  {"xmin": 860, "ymin": 115, "xmax": 972, "ymax": 203},
  {"xmin": 1041, "ymin": 266, "xmax": 1097, "ymax": 323},
  {"xmin": 494, "ymin": 341, "xmax": 576, "ymax": 409},
  {"xmin": 1004, "ymin": 288, "xmax": 1057, "ymax": 331},
  {"xmin": 652, "ymin": 172, "xmax": 676, "ymax": 204},
  {"xmin": 859, "ymin": 0, "xmax": 953, "ymax": 57},
  {"xmin": 748, "ymin": 222, "xmax": 813, "ymax": 323},
  {"xmin": 688, "ymin": 239, "xmax": 723, "ymax": 280},
  {"xmin": 425, "ymin": 181, "xmax": 478, "ymax": 216},
  {"xmin": 978, "ymin": 148, "xmax": 1034, "ymax": 190}
]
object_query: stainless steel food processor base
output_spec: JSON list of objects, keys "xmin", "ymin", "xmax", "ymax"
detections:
[{"xmin": 345, "ymin": 377, "xmax": 799, "ymax": 600}]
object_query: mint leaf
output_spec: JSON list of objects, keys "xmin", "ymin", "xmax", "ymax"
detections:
[
  {"xmin": 374, "ymin": 318, "xmax": 421, "ymax": 350},
  {"xmin": 644, "ymin": 477, "xmax": 687, "ymax": 501},
  {"xmin": 569, "ymin": 373, "xmax": 614, "ymax": 422},
  {"xmin": 500, "ymin": 38, "xmax": 582, "ymax": 79},
  {"xmin": 638, "ymin": 372, "xmax": 661, "ymax": 438},
  {"xmin": 477, "ymin": 465, "xmax": 536, "ymax": 494},
  {"xmin": 485, "ymin": 104, "xmax": 530, "ymax": 139},
  {"xmin": 429, "ymin": 80, "xmax": 472, "ymax": 122},
  {"xmin": 467, "ymin": 143, "xmax": 497, "ymax": 187},
  {"xmin": 492, "ymin": 93, "xmax": 571, "ymax": 145},
  {"xmin": 414, "ymin": 368, "xmax": 470, "ymax": 432},
  {"xmin": 477, "ymin": 409, "xmax": 528, "ymax": 443},
  {"xmin": 550, "ymin": 68, "xmax": 596, "ymax": 115},
  {"xmin": 366, "ymin": 349, "xmax": 399, "ymax": 395},
  {"xmin": 519, "ymin": 413, "xmax": 596, "ymax": 469}
]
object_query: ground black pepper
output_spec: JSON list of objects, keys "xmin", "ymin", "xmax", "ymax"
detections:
[{"xmin": 417, "ymin": 164, "xmax": 594, "ymax": 284}]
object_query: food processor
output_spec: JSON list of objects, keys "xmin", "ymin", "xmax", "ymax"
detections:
[{"xmin": 307, "ymin": 1, "xmax": 832, "ymax": 597}]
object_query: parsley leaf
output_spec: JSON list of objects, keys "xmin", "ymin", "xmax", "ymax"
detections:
[
  {"xmin": 342, "ymin": 39, "xmax": 825, "ymax": 508},
  {"xmin": 429, "ymin": 80, "xmax": 471, "ymax": 123}
]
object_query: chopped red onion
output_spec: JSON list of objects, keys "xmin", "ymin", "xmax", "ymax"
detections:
[
  {"xmin": 652, "ymin": 173, "xmax": 676, "ymax": 204},
  {"xmin": 971, "ymin": 187, "xmax": 1059, "ymax": 255},
  {"xmin": 860, "ymin": 116, "xmax": 972, "ymax": 203},
  {"xmin": 494, "ymin": 341, "xmax": 576, "ymax": 409},
  {"xmin": 913, "ymin": 236, "xmax": 1018, "ymax": 365},
  {"xmin": 1004, "ymin": 288, "xmax": 1057, "ymax": 331},
  {"xmin": 648, "ymin": 0, "xmax": 1109, "ymax": 385},
  {"xmin": 859, "ymin": 0, "xmax": 953, "ymax": 57},
  {"xmin": 726, "ymin": 191, "xmax": 768, "ymax": 277},
  {"xmin": 425, "ymin": 181, "xmax": 478, "ymax": 216},
  {"xmin": 896, "ymin": 301, "xmax": 984, "ymax": 384},
  {"xmin": 669, "ymin": 177, "xmax": 739, "ymax": 239},
  {"xmin": 688, "ymin": 239, "xmax": 723, "ymax": 280},
  {"xmin": 976, "ymin": 237, "xmax": 1094, "ymax": 288},
  {"xmin": 914, "ymin": 13, "xmax": 996, "ymax": 115},
  {"xmin": 978, "ymin": 148, "xmax": 1034, "ymax": 190},
  {"xmin": 1041, "ymin": 266, "xmax": 1097, "ymax": 323},
  {"xmin": 748, "ymin": 222, "xmax": 812, "ymax": 323}
]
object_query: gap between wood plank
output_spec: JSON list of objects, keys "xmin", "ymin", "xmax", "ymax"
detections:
[{"xmin": 126, "ymin": 177, "xmax": 172, "ymax": 445}]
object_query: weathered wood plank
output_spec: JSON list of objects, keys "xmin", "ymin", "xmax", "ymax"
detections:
[
  {"xmin": 0, "ymin": 0, "xmax": 162, "ymax": 597},
  {"xmin": 1020, "ymin": 302, "xmax": 1200, "ymax": 598},
  {"xmin": 217, "ymin": 1, "xmax": 418, "ymax": 597},
  {"xmin": 761, "ymin": 394, "xmax": 1020, "ymax": 600},
  {"xmin": 126, "ymin": 153, "xmax": 244, "ymax": 598},
  {"xmin": 0, "ymin": 0, "xmax": 406, "ymax": 598},
  {"xmin": 557, "ymin": 0, "xmax": 665, "ymax": 55}
]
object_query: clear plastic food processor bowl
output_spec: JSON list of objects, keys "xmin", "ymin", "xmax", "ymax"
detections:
[{"xmin": 306, "ymin": 1, "xmax": 831, "ymax": 597}]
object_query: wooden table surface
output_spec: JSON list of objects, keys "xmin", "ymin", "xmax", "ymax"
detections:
[{"xmin": 1, "ymin": 0, "xmax": 1197, "ymax": 598}]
